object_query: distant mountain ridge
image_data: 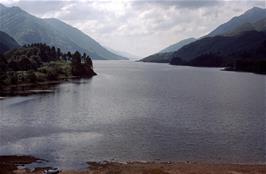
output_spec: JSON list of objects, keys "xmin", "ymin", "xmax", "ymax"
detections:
[
  {"xmin": 141, "ymin": 38, "xmax": 197, "ymax": 62},
  {"xmin": 141, "ymin": 52, "xmax": 177, "ymax": 63},
  {"xmin": 105, "ymin": 46, "xmax": 141, "ymax": 60},
  {"xmin": 0, "ymin": 4, "xmax": 127, "ymax": 60},
  {"xmin": 140, "ymin": 6, "xmax": 266, "ymax": 63},
  {"xmin": 159, "ymin": 38, "xmax": 196, "ymax": 53},
  {"xmin": 145, "ymin": 30, "xmax": 266, "ymax": 65},
  {"xmin": 0, "ymin": 31, "xmax": 20, "ymax": 54}
]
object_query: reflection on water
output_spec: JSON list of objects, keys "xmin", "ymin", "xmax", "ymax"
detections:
[{"xmin": 0, "ymin": 61, "xmax": 265, "ymax": 169}]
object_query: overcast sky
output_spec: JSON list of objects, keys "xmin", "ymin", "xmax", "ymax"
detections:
[{"xmin": 1, "ymin": 0, "xmax": 265, "ymax": 57}]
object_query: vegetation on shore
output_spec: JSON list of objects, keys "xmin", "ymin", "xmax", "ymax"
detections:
[
  {"xmin": 0, "ymin": 43, "xmax": 96, "ymax": 90},
  {"xmin": 169, "ymin": 38, "xmax": 266, "ymax": 74}
]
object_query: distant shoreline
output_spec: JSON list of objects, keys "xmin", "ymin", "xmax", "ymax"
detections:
[
  {"xmin": 1, "ymin": 155, "xmax": 266, "ymax": 174},
  {"xmin": 140, "ymin": 61, "xmax": 266, "ymax": 75}
]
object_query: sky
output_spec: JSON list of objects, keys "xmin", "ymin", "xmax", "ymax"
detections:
[{"xmin": 0, "ymin": 0, "xmax": 266, "ymax": 57}]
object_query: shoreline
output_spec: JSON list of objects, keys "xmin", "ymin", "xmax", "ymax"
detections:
[
  {"xmin": 0, "ymin": 76, "xmax": 87, "ymax": 97},
  {"xmin": 0, "ymin": 80, "xmax": 64, "ymax": 97},
  {"xmin": 140, "ymin": 61, "xmax": 266, "ymax": 75},
  {"xmin": 1, "ymin": 156, "xmax": 266, "ymax": 174}
]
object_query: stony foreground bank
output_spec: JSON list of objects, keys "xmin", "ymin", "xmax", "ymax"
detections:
[{"xmin": 1, "ymin": 156, "xmax": 266, "ymax": 174}]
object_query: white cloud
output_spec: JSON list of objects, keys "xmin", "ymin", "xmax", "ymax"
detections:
[
  {"xmin": 0, "ymin": 0, "xmax": 19, "ymax": 5},
  {"xmin": 1, "ymin": 0, "xmax": 265, "ymax": 57}
]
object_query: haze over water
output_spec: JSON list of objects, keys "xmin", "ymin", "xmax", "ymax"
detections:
[{"xmin": 0, "ymin": 61, "xmax": 265, "ymax": 169}]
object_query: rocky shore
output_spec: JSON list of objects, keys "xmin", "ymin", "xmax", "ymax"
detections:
[{"xmin": 1, "ymin": 156, "xmax": 266, "ymax": 174}]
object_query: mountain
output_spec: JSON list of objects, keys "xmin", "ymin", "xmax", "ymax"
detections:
[
  {"xmin": 105, "ymin": 46, "xmax": 135, "ymax": 60},
  {"xmin": 170, "ymin": 30, "xmax": 266, "ymax": 74},
  {"xmin": 44, "ymin": 18, "xmax": 127, "ymax": 60},
  {"xmin": 141, "ymin": 52, "xmax": 176, "ymax": 63},
  {"xmin": 171, "ymin": 30, "xmax": 266, "ymax": 63},
  {"xmin": 142, "ymin": 30, "xmax": 266, "ymax": 67},
  {"xmin": 0, "ymin": 31, "xmax": 20, "ymax": 54},
  {"xmin": 105, "ymin": 47, "xmax": 141, "ymax": 60},
  {"xmin": 0, "ymin": 4, "xmax": 126, "ymax": 60},
  {"xmin": 140, "ymin": 38, "xmax": 196, "ymax": 62},
  {"xmin": 140, "ymin": 7, "xmax": 266, "ymax": 63},
  {"xmin": 225, "ymin": 18, "xmax": 266, "ymax": 36},
  {"xmin": 159, "ymin": 38, "xmax": 196, "ymax": 53},
  {"xmin": 208, "ymin": 7, "xmax": 266, "ymax": 36}
]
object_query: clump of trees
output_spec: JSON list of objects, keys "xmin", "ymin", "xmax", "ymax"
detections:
[
  {"xmin": 71, "ymin": 51, "xmax": 95, "ymax": 77},
  {"xmin": 0, "ymin": 43, "xmax": 96, "ymax": 88}
]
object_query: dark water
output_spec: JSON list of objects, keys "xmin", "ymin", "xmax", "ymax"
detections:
[{"xmin": 0, "ymin": 61, "xmax": 265, "ymax": 169}]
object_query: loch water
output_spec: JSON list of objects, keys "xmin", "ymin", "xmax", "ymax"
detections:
[{"xmin": 0, "ymin": 61, "xmax": 265, "ymax": 169}]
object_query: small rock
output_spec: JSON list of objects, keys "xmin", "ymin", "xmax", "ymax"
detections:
[{"xmin": 44, "ymin": 168, "xmax": 61, "ymax": 174}]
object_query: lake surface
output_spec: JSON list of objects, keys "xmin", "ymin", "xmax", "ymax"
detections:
[{"xmin": 0, "ymin": 61, "xmax": 265, "ymax": 169}]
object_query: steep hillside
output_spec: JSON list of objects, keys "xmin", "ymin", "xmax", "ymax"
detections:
[
  {"xmin": 0, "ymin": 31, "xmax": 20, "ymax": 54},
  {"xmin": 225, "ymin": 18, "xmax": 266, "ymax": 36},
  {"xmin": 0, "ymin": 4, "xmax": 126, "ymax": 60},
  {"xmin": 45, "ymin": 18, "xmax": 127, "ymax": 60},
  {"xmin": 208, "ymin": 7, "xmax": 266, "ymax": 36},
  {"xmin": 174, "ymin": 30, "xmax": 266, "ymax": 61}
]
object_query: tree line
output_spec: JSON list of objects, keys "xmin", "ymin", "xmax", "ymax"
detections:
[{"xmin": 0, "ymin": 43, "xmax": 96, "ymax": 88}]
